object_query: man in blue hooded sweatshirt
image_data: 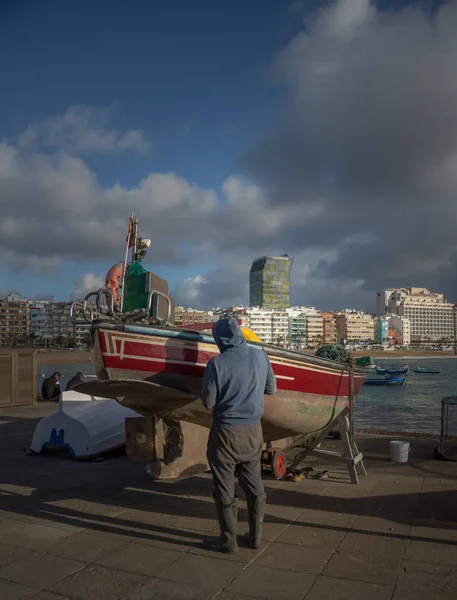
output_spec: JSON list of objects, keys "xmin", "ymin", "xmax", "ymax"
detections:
[{"xmin": 201, "ymin": 317, "xmax": 277, "ymax": 553}]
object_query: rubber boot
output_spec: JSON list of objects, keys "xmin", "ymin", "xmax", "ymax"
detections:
[
  {"xmin": 203, "ymin": 497, "xmax": 238, "ymax": 553},
  {"xmin": 244, "ymin": 493, "xmax": 266, "ymax": 549}
]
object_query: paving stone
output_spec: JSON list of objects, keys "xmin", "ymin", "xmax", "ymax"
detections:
[
  {"xmin": 262, "ymin": 496, "xmax": 308, "ymax": 522},
  {"xmin": 321, "ymin": 485, "xmax": 371, "ymax": 500},
  {"xmin": 27, "ymin": 593, "xmax": 70, "ymax": 600},
  {"xmin": 46, "ymin": 531, "xmax": 129, "ymax": 563},
  {"xmin": 275, "ymin": 523, "xmax": 345, "ymax": 549},
  {"xmin": 298, "ymin": 508, "xmax": 356, "ymax": 529},
  {"xmin": 350, "ymin": 514, "xmax": 411, "ymax": 536},
  {"xmin": 305, "ymin": 575, "xmax": 394, "ymax": 600},
  {"xmin": 0, "ymin": 578, "xmax": 37, "ymax": 600},
  {"xmin": 259, "ymin": 520, "xmax": 289, "ymax": 542},
  {"xmin": 190, "ymin": 539, "xmax": 263, "ymax": 563},
  {"xmin": 216, "ymin": 593, "xmax": 262, "ymax": 600},
  {"xmin": 0, "ymin": 523, "xmax": 74, "ymax": 551},
  {"xmin": 226, "ymin": 564, "xmax": 316, "ymax": 600},
  {"xmin": 5, "ymin": 514, "xmax": 86, "ymax": 534},
  {"xmin": 132, "ymin": 527, "xmax": 202, "ymax": 552},
  {"xmin": 120, "ymin": 509, "xmax": 218, "ymax": 534},
  {"xmin": 156, "ymin": 553, "xmax": 243, "ymax": 591},
  {"xmin": 45, "ymin": 497, "xmax": 127, "ymax": 519},
  {"xmin": 410, "ymin": 524, "xmax": 457, "ymax": 543},
  {"xmin": 323, "ymin": 551, "xmax": 400, "ymax": 585},
  {"xmin": 397, "ymin": 559, "xmax": 457, "ymax": 592},
  {"xmin": 49, "ymin": 565, "xmax": 146, "ymax": 600},
  {"xmin": 0, "ymin": 554, "xmax": 84, "ymax": 589},
  {"xmin": 0, "ymin": 544, "xmax": 32, "ymax": 568},
  {"xmin": 372, "ymin": 482, "xmax": 422, "ymax": 501},
  {"xmin": 122, "ymin": 576, "xmax": 213, "ymax": 600},
  {"xmin": 96, "ymin": 542, "xmax": 182, "ymax": 576},
  {"xmin": 79, "ymin": 524, "xmax": 140, "ymax": 542},
  {"xmin": 404, "ymin": 540, "xmax": 457, "ymax": 566},
  {"xmin": 392, "ymin": 587, "xmax": 456, "ymax": 600},
  {"xmin": 338, "ymin": 532, "xmax": 406, "ymax": 557},
  {"xmin": 0, "ymin": 518, "xmax": 24, "ymax": 535},
  {"xmin": 256, "ymin": 541, "xmax": 332, "ymax": 574}
]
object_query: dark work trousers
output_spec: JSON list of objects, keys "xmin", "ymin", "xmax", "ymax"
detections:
[{"xmin": 207, "ymin": 422, "xmax": 265, "ymax": 501}]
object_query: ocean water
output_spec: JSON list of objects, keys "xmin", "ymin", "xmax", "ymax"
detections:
[
  {"xmin": 356, "ymin": 357, "xmax": 457, "ymax": 435},
  {"xmin": 39, "ymin": 358, "xmax": 457, "ymax": 436}
]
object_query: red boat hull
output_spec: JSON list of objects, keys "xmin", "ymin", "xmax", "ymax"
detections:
[{"xmin": 89, "ymin": 324, "xmax": 365, "ymax": 442}]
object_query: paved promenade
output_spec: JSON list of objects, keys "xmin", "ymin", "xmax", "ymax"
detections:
[{"xmin": 0, "ymin": 403, "xmax": 456, "ymax": 600}]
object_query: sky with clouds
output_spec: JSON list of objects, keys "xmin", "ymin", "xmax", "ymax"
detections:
[{"xmin": 0, "ymin": 0, "xmax": 454, "ymax": 311}]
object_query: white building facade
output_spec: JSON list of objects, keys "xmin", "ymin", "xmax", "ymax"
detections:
[
  {"xmin": 243, "ymin": 306, "xmax": 321, "ymax": 348},
  {"xmin": 383, "ymin": 287, "xmax": 455, "ymax": 343},
  {"xmin": 387, "ymin": 315, "xmax": 411, "ymax": 346}
]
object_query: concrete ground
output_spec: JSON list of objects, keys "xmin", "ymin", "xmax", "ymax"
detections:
[{"xmin": 0, "ymin": 403, "xmax": 456, "ymax": 600}]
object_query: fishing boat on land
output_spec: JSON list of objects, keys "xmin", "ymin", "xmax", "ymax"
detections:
[
  {"xmin": 413, "ymin": 367, "xmax": 441, "ymax": 374},
  {"xmin": 71, "ymin": 215, "xmax": 367, "ymax": 444},
  {"xmin": 365, "ymin": 375, "xmax": 406, "ymax": 386}
]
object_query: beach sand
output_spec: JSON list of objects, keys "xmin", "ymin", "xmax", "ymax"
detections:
[
  {"xmin": 37, "ymin": 350, "xmax": 93, "ymax": 365},
  {"xmin": 35, "ymin": 347, "xmax": 456, "ymax": 366}
]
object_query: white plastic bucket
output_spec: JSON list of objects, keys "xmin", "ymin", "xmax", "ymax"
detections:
[{"xmin": 389, "ymin": 440, "xmax": 410, "ymax": 463}]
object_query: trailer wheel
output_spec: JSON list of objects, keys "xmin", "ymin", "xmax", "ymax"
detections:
[{"xmin": 271, "ymin": 450, "xmax": 286, "ymax": 479}]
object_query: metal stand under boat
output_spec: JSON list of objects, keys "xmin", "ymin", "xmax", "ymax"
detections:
[{"xmin": 286, "ymin": 406, "xmax": 367, "ymax": 485}]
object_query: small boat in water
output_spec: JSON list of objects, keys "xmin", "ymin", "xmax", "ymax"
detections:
[
  {"xmin": 376, "ymin": 366, "xmax": 408, "ymax": 376},
  {"xmin": 413, "ymin": 367, "xmax": 441, "ymax": 374},
  {"xmin": 365, "ymin": 375, "xmax": 406, "ymax": 386}
]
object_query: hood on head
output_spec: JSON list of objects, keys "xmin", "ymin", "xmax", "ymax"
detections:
[{"xmin": 212, "ymin": 318, "xmax": 246, "ymax": 352}]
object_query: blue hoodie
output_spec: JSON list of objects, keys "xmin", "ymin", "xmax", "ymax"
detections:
[{"xmin": 201, "ymin": 318, "xmax": 277, "ymax": 426}]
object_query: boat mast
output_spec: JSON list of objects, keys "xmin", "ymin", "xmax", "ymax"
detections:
[
  {"xmin": 131, "ymin": 217, "xmax": 139, "ymax": 262},
  {"xmin": 120, "ymin": 213, "xmax": 134, "ymax": 312}
]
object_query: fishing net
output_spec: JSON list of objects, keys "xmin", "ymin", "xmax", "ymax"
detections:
[
  {"xmin": 127, "ymin": 261, "xmax": 147, "ymax": 276},
  {"xmin": 316, "ymin": 344, "xmax": 349, "ymax": 363}
]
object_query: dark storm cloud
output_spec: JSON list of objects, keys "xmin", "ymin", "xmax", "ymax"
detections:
[
  {"xmin": 2, "ymin": 1, "xmax": 457, "ymax": 310},
  {"xmin": 236, "ymin": 0, "xmax": 457, "ymax": 305}
]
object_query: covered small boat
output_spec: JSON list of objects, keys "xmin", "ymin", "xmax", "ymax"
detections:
[
  {"xmin": 71, "ymin": 215, "xmax": 367, "ymax": 444},
  {"xmin": 413, "ymin": 367, "xmax": 441, "ymax": 374},
  {"xmin": 365, "ymin": 376, "xmax": 406, "ymax": 386},
  {"xmin": 30, "ymin": 390, "xmax": 140, "ymax": 459}
]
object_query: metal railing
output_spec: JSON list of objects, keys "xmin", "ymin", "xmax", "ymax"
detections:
[{"xmin": 70, "ymin": 287, "xmax": 172, "ymax": 326}]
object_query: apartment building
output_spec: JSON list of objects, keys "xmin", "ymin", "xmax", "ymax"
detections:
[
  {"xmin": 336, "ymin": 311, "xmax": 374, "ymax": 344},
  {"xmin": 51, "ymin": 302, "xmax": 74, "ymax": 342},
  {"xmin": 304, "ymin": 312, "xmax": 324, "ymax": 348},
  {"xmin": 385, "ymin": 287, "xmax": 455, "ymax": 343},
  {"xmin": 246, "ymin": 309, "xmax": 275, "ymax": 344},
  {"xmin": 74, "ymin": 322, "xmax": 92, "ymax": 346},
  {"xmin": 288, "ymin": 310, "xmax": 307, "ymax": 349},
  {"xmin": 174, "ymin": 307, "xmax": 217, "ymax": 328},
  {"xmin": 242, "ymin": 306, "xmax": 316, "ymax": 348},
  {"xmin": 322, "ymin": 313, "xmax": 338, "ymax": 344},
  {"xmin": 0, "ymin": 294, "xmax": 31, "ymax": 346},
  {"xmin": 30, "ymin": 300, "xmax": 53, "ymax": 339},
  {"xmin": 374, "ymin": 316, "xmax": 389, "ymax": 345},
  {"xmin": 387, "ymin": 315, "xmax": 411, "ymax": 346}
]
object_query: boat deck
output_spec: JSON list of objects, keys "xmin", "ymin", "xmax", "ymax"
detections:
[{"xmin": 0, "ymin": 402, "xmax": 456, "ymax": 600}]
